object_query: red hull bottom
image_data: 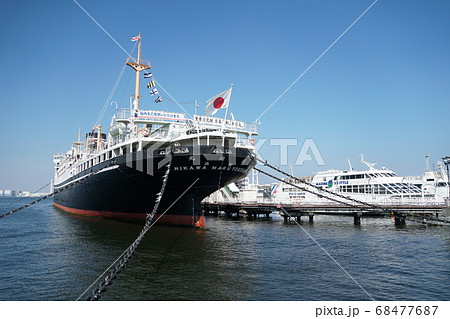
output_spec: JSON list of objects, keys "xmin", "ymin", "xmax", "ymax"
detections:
[{"xmin": 53, "ymin": 202, "xmax": 206, "ymax": 229}]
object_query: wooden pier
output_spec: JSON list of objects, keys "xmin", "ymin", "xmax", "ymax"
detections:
[{"xmin": 202, "ymin": 201, "xmax": 449, "ymax": 225}]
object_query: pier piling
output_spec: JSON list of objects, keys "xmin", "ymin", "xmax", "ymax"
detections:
[
  {"xmin": 354, "ymin": 212, "xmax": 362, "ymax": 225},
  {"xmin": 394, "ymin": 215, "xmax": 406, "ymax": 226}
]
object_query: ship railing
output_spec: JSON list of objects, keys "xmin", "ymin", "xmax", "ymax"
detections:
[
  {"xmin": 115, "ymin": 108, "xmax": 188, "ymax": 125},
  {"xmin": 203, "ymin": 196, "xmax": 447, "ymax": 207},
  {"xmin": 285, "ymin": 198, "xmax": 446, "ymax": 206},
  {"xmin": 195, "ymin": 121, "xmax": 258, "ymax": 135},
  {"xmin": 202, "ymin": 196, "xmax": 276, "ymax": 205},
  {"xmin": 192, "ymin": 115, "xmax": 258, "ymax": 135},
  {"xmin": 116, "ymin": 108, "xmax": 132, "ymax": 120},
  {"xmin": 115, "ymin": 109, "xmax": 258, "ymax": 135},
  {"xmin": 403, "ymin": 175, "xmax": 424, "ymax": 181}
]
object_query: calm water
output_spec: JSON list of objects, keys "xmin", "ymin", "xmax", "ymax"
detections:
[{"xmin": 0, "ymin": 197, "xmax": 448, "ymax": 301}]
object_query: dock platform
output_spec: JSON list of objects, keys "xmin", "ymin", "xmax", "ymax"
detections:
[{"xmin": 202, "ymin": 201, "xmax": 448, "ymax": 225}]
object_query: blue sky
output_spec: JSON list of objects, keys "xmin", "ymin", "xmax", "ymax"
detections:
[{"xmin": 0, "ymin": 0, "xmax": 449, "ymax": 191}]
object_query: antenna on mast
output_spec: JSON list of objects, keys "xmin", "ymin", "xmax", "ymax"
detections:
[
  {"xmin": 347, "ymin": 158, "xmax": 353, "ymax": 171},
  {"xmin": 125, "ymin": 33, "xmax": 151, "ymax": 111},
  {"xmin": 361, "ymin": 154, "xmax": 376, "ymax": 170}
]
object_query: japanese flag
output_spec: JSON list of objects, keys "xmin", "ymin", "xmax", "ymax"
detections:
[{"xmin": 205, "ymin": 87, "xmax": 232, "ymax": 116}]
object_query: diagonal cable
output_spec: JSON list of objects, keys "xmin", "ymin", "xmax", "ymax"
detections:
[
  {"xmin": 253, "ymin": 0, "xmax": 379, "ymax": 124},
  {"xmin": 280, "ymin": 206, "xmax": 376, "ymax": 301},
  {"xmin": 72, "ymin": 0, "xmax": 135, "ymax": 60}
]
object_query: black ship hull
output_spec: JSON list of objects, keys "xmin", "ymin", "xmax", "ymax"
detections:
[{"xmin": 53, "ymin": 145, "xmax": 255, "ymax": 228}]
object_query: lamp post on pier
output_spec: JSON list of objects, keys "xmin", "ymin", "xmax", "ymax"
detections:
[{"xmin": 442, "ymin": 156, "xmax": 450, "ymax": 206}]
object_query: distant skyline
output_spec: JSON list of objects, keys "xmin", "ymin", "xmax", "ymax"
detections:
[{"xmin": 0, "ymin": 0, "xmax": 449, "ymax": 191}]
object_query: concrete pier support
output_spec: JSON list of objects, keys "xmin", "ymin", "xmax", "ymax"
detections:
[
  {"xmin": 354, "ymin": 212, "xmax": 362, "ymax": 225},
  {"xmin": 296, "ymin": 216, "xmax": 301, "ymax": 222},
  {"xmin": 283, "ymin": 215, "xmax": 289, "ymax": 224},
  {"xmin": 309, "ymin": 212, "xmax": 314, "ymax": 223},
  {"xmin": 394, "ymin": 215, "xmax": 406, "ymax": 226}
]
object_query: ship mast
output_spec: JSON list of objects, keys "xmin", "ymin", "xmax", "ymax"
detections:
[{"xmin": 125, "ymin": 34, "xmax": 151, "ymax": 111}]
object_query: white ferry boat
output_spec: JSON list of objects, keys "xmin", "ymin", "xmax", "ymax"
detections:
[{"xmin": 272, "ymin": 155, "xmax": 449, "ymax": 206}]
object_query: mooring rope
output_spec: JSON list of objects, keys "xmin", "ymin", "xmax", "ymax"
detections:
[
  {"xmin": 0, "ymin": 171, "xmax": 97, "ymax": 219},
  {"xmin": 255, "ymin": 157, "xmax": 383, "ymax": 210},
  {"xmin": 79, "ymin": 178, "xmax": 201, "ymax": 301},
  {"xmin": 79, "ymin": 156, "xmax": 173, "ymax": 301},
  {"xmin": 255, "ymin": 158, "xmax": 450, "ymax": 224},
  {"xmin": 77, "ymin": 148, "xmax": 200, "ymax": 301},
  {"xmin": 253, "ymin": 167, "xmax": 361, "ymax": 209}
]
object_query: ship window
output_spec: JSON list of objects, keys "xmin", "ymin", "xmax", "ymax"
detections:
[{"xmin": 358, "ymin": 185, "xmax": 364, "ymax": 193}]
